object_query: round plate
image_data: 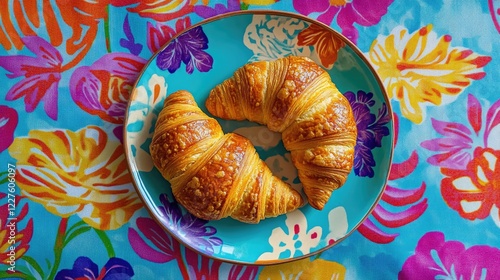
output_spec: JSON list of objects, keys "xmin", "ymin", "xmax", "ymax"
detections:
[{"xmin": 124, "ymin": 10, "xmax": 394, "ymax": 265}]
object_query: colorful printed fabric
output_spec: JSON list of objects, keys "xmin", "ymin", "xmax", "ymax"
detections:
[{"xmin": 0, "ymin": 0, "xmax": 499, "ymax": 279}]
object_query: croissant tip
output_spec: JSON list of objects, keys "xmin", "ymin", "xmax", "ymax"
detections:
[{"xmin": 310, "ymin": 202, "xmax": 325, "ymax": 211}]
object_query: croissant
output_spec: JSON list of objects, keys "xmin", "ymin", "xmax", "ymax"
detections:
[
  {"xmin": 205, "ymin": 56, "xmax": 357, "ymax": 210},
  {"xmin": 150, "ymin": 90, "xmax": 303, "ymax": 224}
]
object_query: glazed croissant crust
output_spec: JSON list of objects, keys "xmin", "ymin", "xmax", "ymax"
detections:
[
  {"xmin": 206, "ymin": 56, "xmax": 357, "ymax": 210},
  {"xmin": 150, "ymin": 90, "xmax": 303, "ymax": 224}
]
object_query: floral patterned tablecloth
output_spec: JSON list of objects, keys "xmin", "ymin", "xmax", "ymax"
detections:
[{"xmin": 1, "ymin": 0, "xmax": 499, "ymax": 279}]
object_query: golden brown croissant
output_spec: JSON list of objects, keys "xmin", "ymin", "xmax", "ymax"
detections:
[
  {"xmin": 150, "ymin": 90, "xmax": 303, "ymax": 223},
  {"xmin": 205, "ymin": 56, "xmax": 357, "ymax": 210}
]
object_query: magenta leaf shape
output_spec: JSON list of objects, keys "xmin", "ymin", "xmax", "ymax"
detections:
[
  {"xmin": 128, "ymin": 217, "xmax": 176, "ymax": 263},
  {"xmin": 399, "ymin": 232, "xmax": 500, "ymax": 280},
  {"xmin": 382, "ymin": 183, "xmax": 426, "ymax": 207},
  {"xmin": 467, "ymin": 94, "xmax": 482, "ymax": 135},
  {"xmin": 388, "ymin": 151, "xmax": 419, "ymax": 180},
  {"xmin": 485, "ymin": 97, "xmax": 500, "ymax": 147},
  {"xmin": 0, "ymin": 105, "xmax": 18, "ymax": 152},
  {"xmin": 357, "ymin": 218, "xmax": 399, "ymax": 244},
  {"xmin": 372, "ymin": 199, "xmax": 428, "ymax": 228}
]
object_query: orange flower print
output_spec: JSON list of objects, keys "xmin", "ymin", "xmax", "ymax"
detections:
[
  {"xmin": 8, "ymin": 126, "xmax": 143, "ymax": 230},
  {"xmin": 297, "ymin": 23, "xmax": 345, "ymax": 69},
  {"xmin": 441, "ymin": 147, "xmax": 500, "ymax": 223},
  {"xmin": 1, "ymin": 0, "xmax": 110, "ymax": 70},
  {"xmin": 368, "ymin": 25, "xmax": 491, "ymax": 124},
  {"xmin": 122, "ymin": 0, "xmax": 203, "ymax": 22},
  {"xmin": 259, "ymin": 257, "xmax": 346, "ymax": 280}
]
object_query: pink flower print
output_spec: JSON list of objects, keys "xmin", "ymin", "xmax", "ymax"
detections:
[
  {"xmin": 421, "ymin": 94, "xmax": 500, "ymax": 170},
  {"xmin": 399, "ymin": 231, "xmax": 500, "ymax": 279},
  {"xmin": 0, "ymin": 36, "xmax": 62, "ymax": 120},
  {"xmin": 0, "ymin": 105, "xmax": 18, "ymax": 153},
  {"xmin": 69, "ymin": 53, "xmax": 147, "ymax": 124},
  {"xmin": 293, "ymin": 0, "xmax": 394, "ymax": 43}
]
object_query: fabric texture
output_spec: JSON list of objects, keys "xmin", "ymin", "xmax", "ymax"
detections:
[{"xmin": 0, "ymin": 0, "xmax": 499, "ymax": 279}]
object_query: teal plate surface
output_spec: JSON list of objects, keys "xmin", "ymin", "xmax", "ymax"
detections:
[{"xmin": 124, "ymin": 10, "xmax": 394, "ymax": 265}]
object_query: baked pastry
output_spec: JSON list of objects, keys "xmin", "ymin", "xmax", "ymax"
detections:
[
  {"xmin": 206, "ymin": 56, "xmax": 357, "ymax": 210},
  {"xmin": 150, "ymin": 90, "xmax": 303, "ymax": 223}
]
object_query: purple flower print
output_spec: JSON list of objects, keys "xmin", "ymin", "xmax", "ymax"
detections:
[
  {"xmin": 120, "ymin": 14, "xmax": 143, "ymax": 56},
  {"xmin": 346, "ymin": 90, "xmax": 391, "ymax": 177},
  {"xmin": 0, "ymin": 105, "xmax": 18, "ymax": 153},
  {"xmin": 158, "ymin": 193, "xmax": 222, "ymax": 253},
  {"xmin": 55, "ymin": 256, "xmax": 134, "ymax": 280},
  {"xmin": 156, "ymin": 26, "xmax": 213, "ymax": 74},
  {"xmin": 194, "ymin": 0, "xmax": 241, "ymax": 19},
  {"xmin": 293, "ymin": 0, "xmax": 393, "ymax": 43},
  {"xmin": 147, "ymin": 17, "xmax": 191, "ymax": 55},
  {"xmin": 399, "ymin": 231, "xmax": 500, "ymax": 280},
  {"xmin": 0, "ymin": 36, "xmax": 62, "ymax": 120},
  {"xmin": 128, "ymin": 193, "xmax": 222, "ymax": 263},
  {"xmin": 128, "ymin": 213, "xmax": 254, "ymax": 279}
]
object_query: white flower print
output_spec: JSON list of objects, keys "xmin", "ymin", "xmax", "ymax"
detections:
[
  {"xmin": 325, "ymin": 207, "xmax": 348, "ymax": 245},
  {"xmin": 126, "ymin": 74, "xmax": 167, "ymax": 172},
  {"xmin": 243, "ymin": 14, "xmax": 312, "ymax": 62},
  {"xmin": 258, "ymin": 210, "xmax": 322, "ymax": 261}
]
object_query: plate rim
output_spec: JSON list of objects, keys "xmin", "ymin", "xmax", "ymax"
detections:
[{"xmin": 123, "ymin": 9, "xmax": 395, "ymax": 266}]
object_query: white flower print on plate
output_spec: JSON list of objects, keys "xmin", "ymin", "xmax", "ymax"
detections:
[
  {"xmin": 126, "ymin": 74, "xmax": 167, "ymax": 172},
  {"xmin": 258, "ymin": 210, "xmax": 322, "ymax": 261},
  {"xmin": 326, "ymin": 207, "xmax": 348, "ymax": 245},
  {"xmin": 243, "ymin": 14, "xmax": 312, "ymax": 62}
]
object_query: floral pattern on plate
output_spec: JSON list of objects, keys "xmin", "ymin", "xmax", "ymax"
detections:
[
  {"xmin": 127, "ymin": 74, "xmax": 167, "ymax": 172},
  {"xmin": 124, "ymin": 11, "xmax": 392, "ymax": 264}
]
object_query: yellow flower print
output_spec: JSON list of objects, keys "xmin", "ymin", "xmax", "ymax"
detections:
[
  {"xmin": 368, "ymin": 25, "xmax": 491, "ymax": 124},
  {"xmin": 242, "ymin": 0, "xmax": 278, "ymax": 5},
  {"xmin": 8, "ymin": 126, "xmax": 143, "ymax": 230},
  {"xmin": 126, "ymin": 0, "xmax": 206, "ymax": 22},
  {"xmin": 259, "ymin": 257, "xmax": 346, "ymax": 280}
]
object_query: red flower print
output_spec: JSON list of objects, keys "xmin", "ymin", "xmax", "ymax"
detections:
[
  {"xmin": 422, "ymin": 94, "xmax": 500, "ymax": 224},
  {"xmin": 441, "ymin": 147, "xmax": 500, "ymax": 221}
]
